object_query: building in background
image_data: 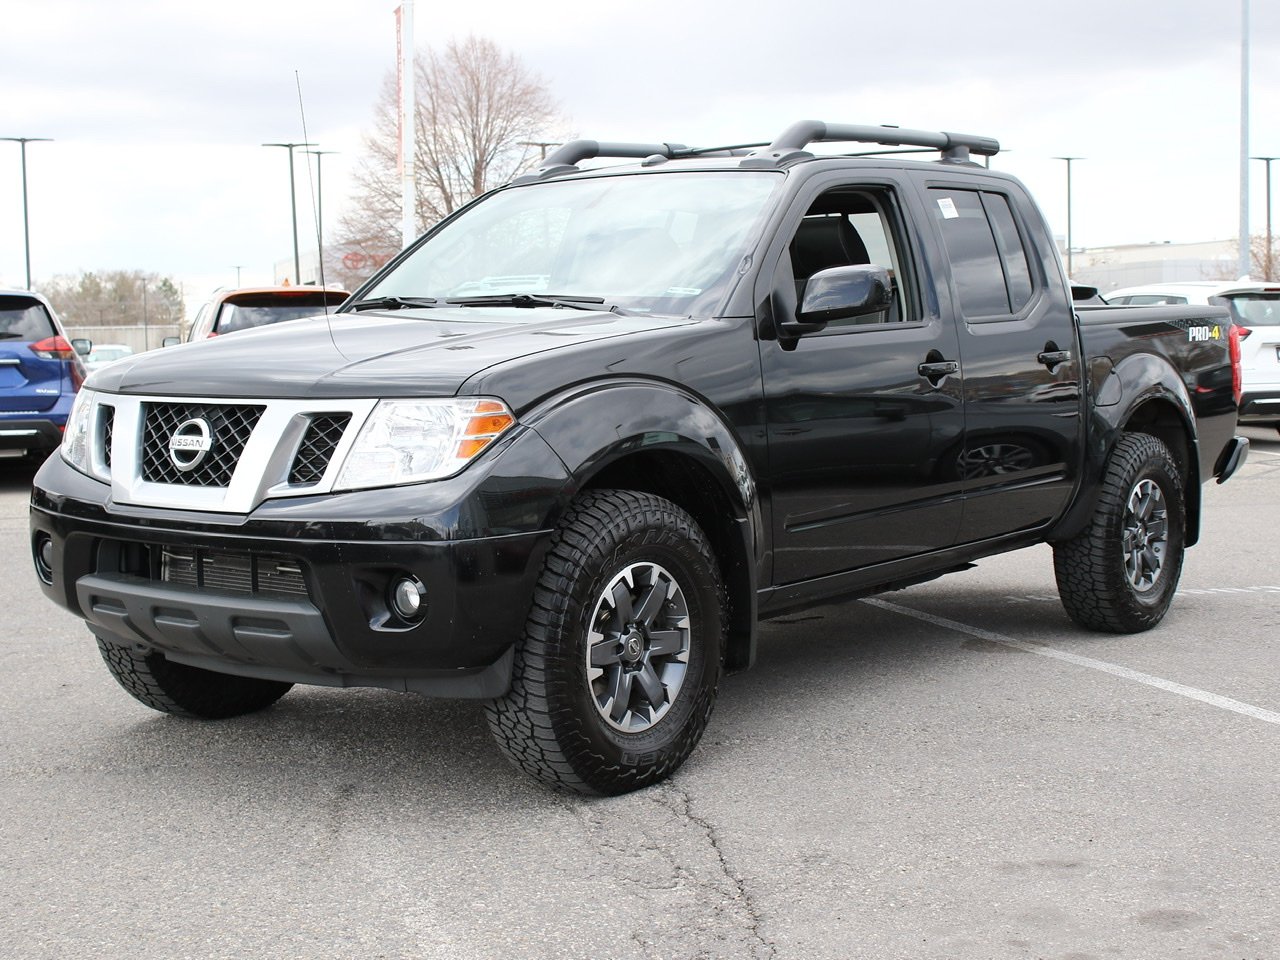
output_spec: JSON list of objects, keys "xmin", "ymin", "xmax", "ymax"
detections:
[{"xmin": 1066, "ymin": 239, "xmax": 1240, "ymax": 293}]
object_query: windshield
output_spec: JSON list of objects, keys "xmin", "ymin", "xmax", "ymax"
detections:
[
  {"xmin": 0, "ymin": 296, "xmax": 57, "ymax": 341},
  {"xmin": 363, "ymin": 171, "xmax": 782, "ymax": 316},
  {"xmin": 1214, "ymin": 292, "xmax": 1280, "ymax": 326}
]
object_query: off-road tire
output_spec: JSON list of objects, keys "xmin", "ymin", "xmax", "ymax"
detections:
[
  {"xmin": 485, "ymin": 489, "xmax": 724, "ymax": 795},
  {"xmin": 1053, "ymin": 432, "xmax": 1186, "ymax": 633},
  {"xmin": 96, "ymin": 636, "xmax": 293, "ymax": 718}
]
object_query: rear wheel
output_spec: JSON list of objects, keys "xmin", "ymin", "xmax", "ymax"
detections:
[
  {"xmin": 485, "ymin": 489, "xmax": 724, "ymax": 795},
  {"xmin": 1053, "ymin": 432, "xmax": 1186, "ymax": 633},
  {"xmin": 97, "ymin": 636, "xmax": 293, "ymax": 718}
]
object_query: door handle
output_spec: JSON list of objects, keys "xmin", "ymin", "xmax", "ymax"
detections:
[
  {"xmin": 1037, "ymin": 349, "xmax": 1072, "ymax": 368},
  {"xmin": 917, "ymin": 360, "xmax": 959, "ymax": 385}
]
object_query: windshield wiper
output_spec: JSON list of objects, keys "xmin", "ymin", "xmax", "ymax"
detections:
[
  {"xmin": 445, "ymin": 294, "xmax": 607, "ymax": 311},
  {"xmin": 346, "ymin": 296, "xmax": 439, "ymax": 312}
]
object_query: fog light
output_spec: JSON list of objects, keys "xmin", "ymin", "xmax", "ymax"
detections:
[
  {"xmin": 33, "ymin": 533, "xmax": 54, "ymax": 584},
  {"xmin": 390, "ymin": 576, "xmax": 427, "ymax": 621}
]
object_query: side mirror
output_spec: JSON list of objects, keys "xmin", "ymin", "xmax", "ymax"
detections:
[
  {"xmin": 70, "ymin": 338, "xmax": 92, "ymax": 356},
  {"xmin": 162, "ymin": 336, "xmax": 180, "ymax": 348},
  {"xmin": 796, "ymin": 265, "xmax": 892, "ymax": 327}
]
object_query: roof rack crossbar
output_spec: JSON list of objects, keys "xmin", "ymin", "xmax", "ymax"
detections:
[
  {"xmin": 542, "ymin": 139, "xmax": 685, "ymax": 167},
  {"xmin": 744, "ymin": 120, "xmax": 999, "ymax": 167},
  {"xmin": 512, "ymin": 139, "xmax": 689, "ymax": 183}
]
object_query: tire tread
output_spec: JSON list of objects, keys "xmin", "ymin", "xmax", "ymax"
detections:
[{"xmin": 484, "ymin": 489, "xmax": 723, "ymax": 795}]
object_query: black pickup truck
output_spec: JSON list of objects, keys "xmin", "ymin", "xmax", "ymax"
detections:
[{"xmin": 31, "ymin": 121, "xmax": 1249, "ymax": 795}]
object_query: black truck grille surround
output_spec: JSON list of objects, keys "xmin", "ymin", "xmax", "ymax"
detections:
[
  {"xmin": 159, "ymin": 546, "xmax": 308, "ymax": 599},
  {"xmin": 141, "ymin": 402, "xmax": 264, "ymax": 487},
  {"xmin": 288, "ymin": 413, "xmax": 351, "ymax": 485}
]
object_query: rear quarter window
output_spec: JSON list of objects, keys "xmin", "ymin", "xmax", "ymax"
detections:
[{"xmin": 0, "ymin": 296, "xmax": 57, "ymax": 340}]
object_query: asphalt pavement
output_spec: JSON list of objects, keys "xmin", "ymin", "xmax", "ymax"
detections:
[{"xmin": 4, "ymin": 427, "xmax": 1280, "ymax": 959}]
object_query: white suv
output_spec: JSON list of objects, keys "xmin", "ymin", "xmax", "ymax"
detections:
[{"xmin": 1104, "ymin": 281, "xmax": 1280, "ymax": 427}]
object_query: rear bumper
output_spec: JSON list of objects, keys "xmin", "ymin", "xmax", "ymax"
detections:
[
  {"xmin": 1214, "ymin": 435, "xmax": 1249, "ymax": 484},
  {"xmin": 0, "ymin": 418, "xmax": 63, "ymax": 455},
  {"xmin": 1238, "ymin": 390, "xmax": 1280, "ymax": 423}
]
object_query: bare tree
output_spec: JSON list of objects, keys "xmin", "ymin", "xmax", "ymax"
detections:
[
  {"xmin": 1202, "ymin": 235, "xmax": 1280, "ymax": 282},
  {"xmin": 334, "ymin": 35, "xmax": 560, "ymax": 288},
  {"xmin": 38, "ymin": 270, "xmax": 184, "ymax": 327},
  {"xmin": 1251, "ymin": 233, "xmax": 1279, "ymax": 281}
]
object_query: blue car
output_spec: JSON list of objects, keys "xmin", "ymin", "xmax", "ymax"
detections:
[{"xmin": 0, "ymin": 289, "xmax": 87, "ymax": 462}]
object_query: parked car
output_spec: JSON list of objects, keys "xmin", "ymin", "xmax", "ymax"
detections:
[
  {"xmin": 0, "ymin": 288, "xmax": 88, "ymax": 462},
  {"xmin": 187, "ymin": 285, "xmax": 348, "ymax": 340},
  {"xmin": 84, "ymin": 343, "xmax": 134, "ymax": 371},
  {"xmin": 32, "ymin": 120, "xmax": 1247, "ymax": 795},
  {"xmin": 1104, "ymin": 281, "xmax": 1280, "ymax": 426}
]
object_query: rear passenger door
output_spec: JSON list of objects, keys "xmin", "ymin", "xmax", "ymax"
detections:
[{"xmin": 921, "ymin": 179, "xmax": 1083, "ymax": 542}]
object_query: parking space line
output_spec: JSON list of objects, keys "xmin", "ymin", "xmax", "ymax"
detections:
[{"xmin": 864, "ymin": 597, "xmax": 1280, "ymax": 726}]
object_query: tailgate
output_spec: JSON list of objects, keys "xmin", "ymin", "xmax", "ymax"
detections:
[
  {"xmin": 0, "ymin": 342, "xmax": 61, "ymax": 413},
  {"xmin": 0, "ymin": 295, "xmax": 65, "ymax": 414}
]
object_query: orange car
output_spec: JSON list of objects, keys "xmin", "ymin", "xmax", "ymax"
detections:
[{"xmin": 187, "ymin": 286, "xmax": 348, "ymax": 340}]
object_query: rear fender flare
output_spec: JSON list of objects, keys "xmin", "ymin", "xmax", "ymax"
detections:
[{"xmin": 1052, "ymin": 354, "xmax": 1202, "ymax": 545}]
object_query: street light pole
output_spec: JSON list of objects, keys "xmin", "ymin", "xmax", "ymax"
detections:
[
  {"xmin": 262, "ymin": 141, "xmax": 315, "ymax": 284},
  {"xmin": 519, "ymin": 141, "xmax": 562, "ymax": 161},
  {"xmin": 303, "ymin": 149, "xmax": 338, "ymax": 281},
  {"xmin": 1, "ymin": 137, "xmax": 53, "ymax": 289},
  {"xmin": 1240, "ymin": 0, "xmax": 1251, "ymax": 279},
  {"xmin": 1053, "ymin": 157, "xmax": 1083, "ymax": 276},
  {"xmin": 231, "ymin": 265, "xmax": 243, "ymax": 286},
  {"xmin": 1251, "ymin": 156, "xmax": 1278, "ymax": 279}
]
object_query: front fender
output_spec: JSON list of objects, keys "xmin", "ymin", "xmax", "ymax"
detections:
[{"xmin": 524, "ymin": 378, "xmax": 759, "ymax": 526}]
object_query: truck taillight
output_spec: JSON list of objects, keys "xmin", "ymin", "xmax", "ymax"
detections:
[
  {"xmin": 1228, "ymin": 324, "xmax": 1248, "ymax": 405},
  {"xmin": 29, "ymin": 335, "xmax": 76, "ymax": 360}
]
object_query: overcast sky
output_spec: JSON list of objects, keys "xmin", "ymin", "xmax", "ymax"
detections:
[{"xmin": 3, "ymin": 0, "xmax": 1279, "ymax": 306}]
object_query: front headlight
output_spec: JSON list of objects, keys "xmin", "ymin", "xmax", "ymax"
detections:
[
  {"xmin": 60, "ymin": 388, "xmax": 97, "ymax": 475},
  {"xmin": 334, "ymin": 397, "xmax": 515, "ymax": 490}
]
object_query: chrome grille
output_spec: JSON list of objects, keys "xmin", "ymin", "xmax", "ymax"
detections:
[
  {"xmin": 159, "ymin": 546, "xmax": 308, "ymax": 598},
  {"xmin": 141, "ymin": 402, "xmax": 264, "ymax": 487},
  {"xmin": 101, "ymin": 405, "xmax": 114, "ymax": 469},
  {"xmin": 288, "ymin": 413, "xmax": 350, "ymax": 485}
]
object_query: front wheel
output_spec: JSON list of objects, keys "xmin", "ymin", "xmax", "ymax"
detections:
[
  {"xmin": 1053, "ymin": 432, "xmax": 1186, "ymax": 633},
  {"xmin": 485, "ymin": 489, "xmax": 724, "ymax": 795},
  {"xmin": 97, "ymin": 636, "xmax": 293, "ymax": 718}
]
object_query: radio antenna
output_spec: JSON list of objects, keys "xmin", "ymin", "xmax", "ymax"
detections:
[{"xmin": 294, "ymin": 71, "xmax": 330, "ymax": 313}]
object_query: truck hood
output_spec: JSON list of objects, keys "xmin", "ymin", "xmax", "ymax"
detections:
[{"xmin": 88, "ymin": 307, "xmax": 698, "ymax": 399}]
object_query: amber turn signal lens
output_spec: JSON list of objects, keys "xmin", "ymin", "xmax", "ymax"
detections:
[
  {"xmin": 464, "ymin": 414, "xmax": 515, "ymax": 436},
  {"xmin": 453, "ymin": 401, "xmax": 516, "ymax": 462}
]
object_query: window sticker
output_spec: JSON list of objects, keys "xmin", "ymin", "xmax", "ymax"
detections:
[{"xmin": 937, "ymin": 197, "xmax": 959, "ymax": 219}]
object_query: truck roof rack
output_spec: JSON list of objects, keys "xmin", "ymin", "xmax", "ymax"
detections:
[
  {"xmin": 509, "ymin": 122, "xmax": 1000, "ymax": 183},
  {"xmin": 512, "ymin": 140, "xmax": 689, "ymax": 184},
  {"xmin": 741, "ymin": 121, "xmax": 1000, "ymax": 167}
]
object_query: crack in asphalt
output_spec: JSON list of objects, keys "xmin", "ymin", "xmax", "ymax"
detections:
[
  {"xmin": 658, "ymin": 782, "xmax": 777, "ymax": 960},
  {"xmin": 558, "ymin": 784, "xmax": 775, "ymax": 959}
]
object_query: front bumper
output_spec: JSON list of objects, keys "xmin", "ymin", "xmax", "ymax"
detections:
[{"xmin": 30, "ymin": 433, "xmax": 571, "ymax": 698}]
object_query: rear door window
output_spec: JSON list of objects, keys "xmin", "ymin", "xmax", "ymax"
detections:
[
  {"xmin": 0, "ymin": 296, "xmax": 58, "ymax": 341},
  {"xmin": 929, "ymin": 188, "xmax": 1039, "ymax": 320}
]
